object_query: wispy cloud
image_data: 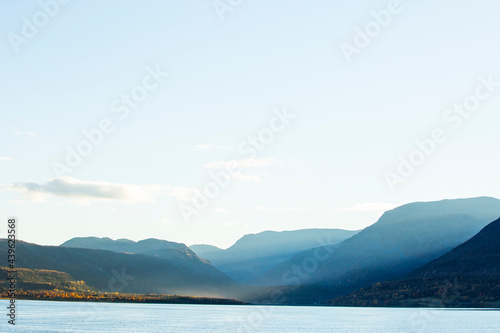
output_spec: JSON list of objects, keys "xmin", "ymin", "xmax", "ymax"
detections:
[
  {"xmin": 0, "ymin": 157, "xmax": 13, "ymax": 162},
  {"xmin": 168, "ymin": 186, "xmax": 202, "ymax": 203},
  {"xmin": 331, "ymin": 202, "xmax": 398, "ymax": 213},
  {"xmin": 204, "ymin": 158, "xmax": 275, "ymax": 169},
  {"xmin": 256, "ymin": 203, "xmax": 398, "ymax": 215},
  {"xmin": 157, "ymin": 218, "xmax": 171, "ymax": 224},
  {"xmin": 192, "ymin": 144, "xmax": 230, "ymax": 152},
  {"xmin": 3, "ymin": 177, "xmax": 166, "ymax": 203},
  {"xmin": 230, "ymin": 172, "xmax": 261, "ymax": 182},
  {"xmin": 212, "ymin": 208, "xmax": 229, "ymax": 213},
  {"xmin": 7, "ymin": 199, "xmax": 25, "ymax": 204},
  {"xmin": 256, "ymin": 206, "xmax": 310, "ymax": 212},
  {"xmin": 202, "ymin": 158, "xmax": 275, "ymax": 183},
  {"xmin": 13, "ymin": 128, "xmax": 39, "ymax": 138}
]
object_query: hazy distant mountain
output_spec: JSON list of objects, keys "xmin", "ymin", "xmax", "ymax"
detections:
[
  {"xmin": 0, "ymin": 240, "xmax": 238, "ymax": 297},
  {"xmin": 191, "ymin": 229, "xmax": 359, "ymax": 283},
  {"xmin": 331, "ymin": 217, "xmax": 500, "ymax": 307},
  {"xmin": 257, "ymin": 197, "xmax": 500, "ymax": 304},
  {"xmin": 189, "ymin": 244, "xmax": 223, "ymax": 259}
]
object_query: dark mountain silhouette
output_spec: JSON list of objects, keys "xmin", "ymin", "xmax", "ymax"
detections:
[
  {"xmin": 330, "ymin": 217, "xmax": 500, "ymax": 307},
  {"xmin": 256, "ymin": 197, "xmax": 500, "ymax": 304},
  {"xmin": 190, "ymin": 229, "xmax": 359, "ymax": 283},
  {"xmin": 0, "ymin": 239, "xmax": 238, "ymax": 297}
]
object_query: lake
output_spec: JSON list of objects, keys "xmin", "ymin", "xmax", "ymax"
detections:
[{"xmin": 1, "ymin": 300, "xmax": 499, "ymax": 332}]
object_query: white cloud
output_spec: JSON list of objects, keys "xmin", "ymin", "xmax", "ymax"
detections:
[
  {"xmin": 192, "ymin": 144, "xmax": 230, "ymax": 152},
  {"xmin": 3, "ymin": 177, "xmax": 166, "ymax": 203},
  {"xmin": 0, "ymin": 157, "xmax": 13, "ymax": 162},
  {"xmin": 202, "ymin": 158, "xmax": 274, "ymax": 183},
  {"xmin": 7, "ymin": 199, "xmax": 25, "ymax": 204},
  {"xmin": 230, "ymin": 172, "xmax": 261, "ymax": 182},
  {"xmin": 256, "ymin": 203, "xmax": 398, "ymax": 215},
  {"xmin": 13, "ymin": 128, "xmax": 39, "ymax": 138},
  {"xmin": 168, "ymin": 186, "xmax": 202, "ymax": 203},
  {"xmin": 157, "ymin": 218, "xmax": 171, "ymax": 224},
  {"xmin": 212, "ymin": 208, "xmax": 229, "ymax": 213},
  {"xmin": 331, "ymin": 202, "xmax": 398, "ymax": 213},
  {"xmin": 204, "ymin": 158, "xmax": 275, "ymax": 169},
  {"xmin": 256, "ymin": 206, "xmax": 309, "ymax": 212}
]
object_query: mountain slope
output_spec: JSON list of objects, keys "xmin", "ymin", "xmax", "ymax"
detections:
[
  {"xmin": 0, "ymin": 266, "xmax": 95, "ymax": 293},
  {"xmin": 0, "ymin": 240, "xmax": 238, "ymax": 297},
  {"xmin": 191, "ymin": 229, "xmax": 359, "ymax": 283},
  {"xmin": 257, "ymin": 197, "xmax": 500, "ymax": 303},
  {"xmin": 330, "ymin": 217, "xmax": 500, "ymax": 307}
]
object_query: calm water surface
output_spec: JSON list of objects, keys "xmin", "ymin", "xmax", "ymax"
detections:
[{"xmin": 1, "ymin": 300, "xmax": 499, "ymax": 332}]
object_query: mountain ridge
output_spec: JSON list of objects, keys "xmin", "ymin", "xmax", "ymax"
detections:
[
  {"xmin": 330, "ymin": 217, "xmax": 500, "ymax": 307},
  {"xmin": 254, "ymin": 197, "xmax": 500, "ymax": 304},
  {"xmin": 190, "ymin": 228, "xmax": 360, "ymax": 283},
  {"xmin": 0, "ymin": 239, "xmax": 239, "ymax": 298}
]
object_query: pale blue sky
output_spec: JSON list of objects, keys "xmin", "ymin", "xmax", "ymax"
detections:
[{"xmin": 1, "ymin": 0, "xmax": 500, "ymax": 248}]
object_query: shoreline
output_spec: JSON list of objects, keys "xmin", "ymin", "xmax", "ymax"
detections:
[
  {"xmin": 2, "ymin": 297, "xmax": 500, "ymax": 309},
  {"xmin": 0, "ymin": 294, "xmax": 247, "ymax": 306}
]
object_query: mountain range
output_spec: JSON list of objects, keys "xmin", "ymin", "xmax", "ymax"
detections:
[
  {"xmin": 190, "ymin": 228, "xmax": 359, "ymax": 283},
  {"xmin": 3, "ymin": 196, "xmax": 500, "ymax": 306},
  {"xmin": 62, "ymin": 237, "xmax": 207, "ymax": 264},
  {"xmin": 252, "ymin": 197, "xmax": 500, "ymax": 303},
  {"xmin": 330, "ymin": 217, "xmax": 500, "ymax": 307},
  {"xmin": 0, "ymin": 239, "xmax": 237, "ymax": 297}
]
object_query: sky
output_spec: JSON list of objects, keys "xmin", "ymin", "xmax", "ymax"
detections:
[{"xmin": 1, "ymin": 0, "xmax": 500, "ymax": 248}]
